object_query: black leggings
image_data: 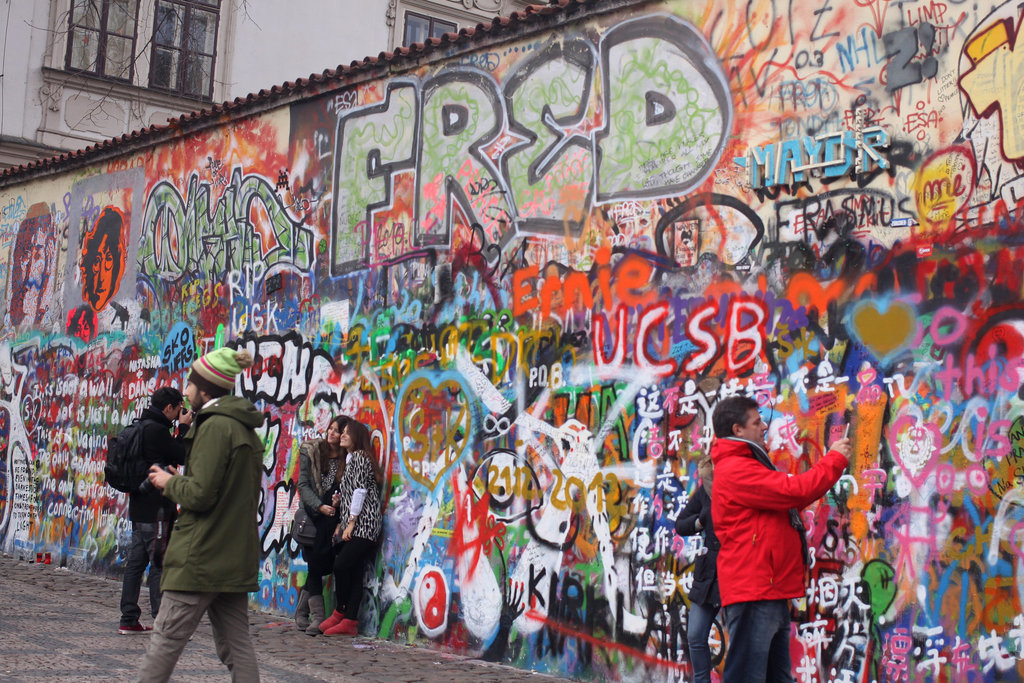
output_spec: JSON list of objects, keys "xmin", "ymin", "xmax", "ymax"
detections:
[
  {"xmin": 332, "ymin": 537, "xmax": 376, "ymax": 618},
  {"xmin": 302, "ymin": 542, "xmax": 335, "ymax": 595},
  {"xmin": 301, "ymin": 514, "xmax": 338, "ymax": 595}
]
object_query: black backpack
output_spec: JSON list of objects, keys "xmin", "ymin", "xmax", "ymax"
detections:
[{"xmin": 104, "ymin": 418, "xmax": 148, "ymax": 493}]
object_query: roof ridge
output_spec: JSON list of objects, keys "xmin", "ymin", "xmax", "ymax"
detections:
[{"xmin": 0, "ymin": 0, "xmax": 612, "ymax": 184}]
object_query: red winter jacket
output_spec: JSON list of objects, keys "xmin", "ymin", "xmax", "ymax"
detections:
[{"xmin": 710, "ymin": 437, "xmax": 848, "ymax": 607}]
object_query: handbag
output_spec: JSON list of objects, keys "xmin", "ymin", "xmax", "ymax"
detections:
[{"xmin": 291, "ymin": 505, "xmax": 317, "ymax": 546}]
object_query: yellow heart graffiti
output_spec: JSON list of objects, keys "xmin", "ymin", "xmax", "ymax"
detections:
[
  {"xmin": 850, "ymin": 301, "xmax": 917, "ymax": 361},
  {"xmin": 398, "ymin": 376, "xmax": 471, "ymax": 491}
]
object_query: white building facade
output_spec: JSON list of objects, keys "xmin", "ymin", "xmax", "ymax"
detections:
[{"xmin": 0, "ymin": 0, "xmax": 534, "ymax": 168}]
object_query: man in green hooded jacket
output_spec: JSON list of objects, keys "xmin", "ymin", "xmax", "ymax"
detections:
[{"xmin": 137, "ymin": 346, "xmax": 265, "ymax": 683}]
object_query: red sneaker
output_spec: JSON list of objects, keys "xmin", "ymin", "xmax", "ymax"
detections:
[{"xmin": 118, "ymin": 623, "xmax": 153, "ymax": 635}]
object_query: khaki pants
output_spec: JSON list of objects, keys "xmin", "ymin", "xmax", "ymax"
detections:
[{"xmin": 137, "ymin": 590, "xmax": 260, "ymax": 683}]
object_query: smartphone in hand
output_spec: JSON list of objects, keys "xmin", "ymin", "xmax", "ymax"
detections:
[{"xmin": 828, "ymin": 423, "xmax": 850, "ymax": 447}]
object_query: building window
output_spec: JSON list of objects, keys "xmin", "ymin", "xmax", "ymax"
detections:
[
  {"xmin": 149, "ymin": 0, "xmax": 219, "ymax": 99},
  {"xmin": 66, "ymin": 0, "xmax": 140, "ymax": 80},
  {"xmin": 403, "ymin": 11, "xmax": 457, "ymax": 46}
]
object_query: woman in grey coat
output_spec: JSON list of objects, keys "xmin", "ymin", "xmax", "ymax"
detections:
[{"xmin": 293, "ymin": 416, "xmax": 346, "ymax": 634}]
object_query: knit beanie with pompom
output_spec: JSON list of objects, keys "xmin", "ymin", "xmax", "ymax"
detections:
[{"xmin": 189, "ymin": 347, "xmax": 253, "ymax": 397}]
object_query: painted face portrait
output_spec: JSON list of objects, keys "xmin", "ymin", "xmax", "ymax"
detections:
[
  {"xmin": 66, "ymin": 304, "xmax": 97, "ymax": 343},
  {"xmin": 7, "ymin": 203, "xmax": 55, "ymax": 327},
  {"xmin": 80, "ymin": 207, "xmax": 126, "ymax": 312}
]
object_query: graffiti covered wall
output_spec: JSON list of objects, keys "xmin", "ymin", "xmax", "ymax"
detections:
[{"xmin": 5, "ymin": 0, "xmax": 1024, "ymax": 678}]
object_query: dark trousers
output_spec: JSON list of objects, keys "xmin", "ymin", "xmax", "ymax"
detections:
[
  {"xmin": 301, "ymin": 542, "xmax": 335, "ymax": 595},
  {"xmin": 723, "ymin": 599, "xmax": 794, "ymax": 683},
  {"xmin": 120, "ymin": 522, "xmax": 162, "ymax": 626},
  {"xmin": 332, "ymin": 537, "xmax": 376, "ymax": 618},
  {"xmin": 138, "ymin": 591, "xmax": 259, "ymax": 682}
]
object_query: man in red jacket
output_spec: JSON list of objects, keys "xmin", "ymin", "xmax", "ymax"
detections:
[{"xmin": 710, "ymin": 396, "xmax": 850, "ymax": 682}]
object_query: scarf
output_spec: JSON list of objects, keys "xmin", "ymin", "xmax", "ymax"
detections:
[{"xmin": 723, "ymin": 437, "xmax": 810, "ymax": 567}]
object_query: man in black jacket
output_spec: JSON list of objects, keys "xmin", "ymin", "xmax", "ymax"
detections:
[{"xmin": 118, "ymin": 387, "xmax": 191, "ymax": 634}]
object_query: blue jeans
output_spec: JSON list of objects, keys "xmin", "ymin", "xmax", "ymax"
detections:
[
  {"xmin": 687, "ymin": 601, "xmax": 718, "ymax": 683},
  {"xmin": 120, "ymin": 522, "xmax": 162, "ymax": 626},
  {"xmin": 723, "ymin": 599, "xmax": 794, "ymax": 683}
]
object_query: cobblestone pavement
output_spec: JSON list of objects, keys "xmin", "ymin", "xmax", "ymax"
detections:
[{"xmin": 0, "ymin": 553, "xmax": 572, "ymax": 682}]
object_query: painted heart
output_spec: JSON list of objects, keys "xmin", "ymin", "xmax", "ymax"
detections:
[
  {"xmin": 849, "ymin": 300, "xmax": 917, "ymax": 362},
  {"xmin": 395, "ymin": 370, "xmax": 475, "ymax": 492}
]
